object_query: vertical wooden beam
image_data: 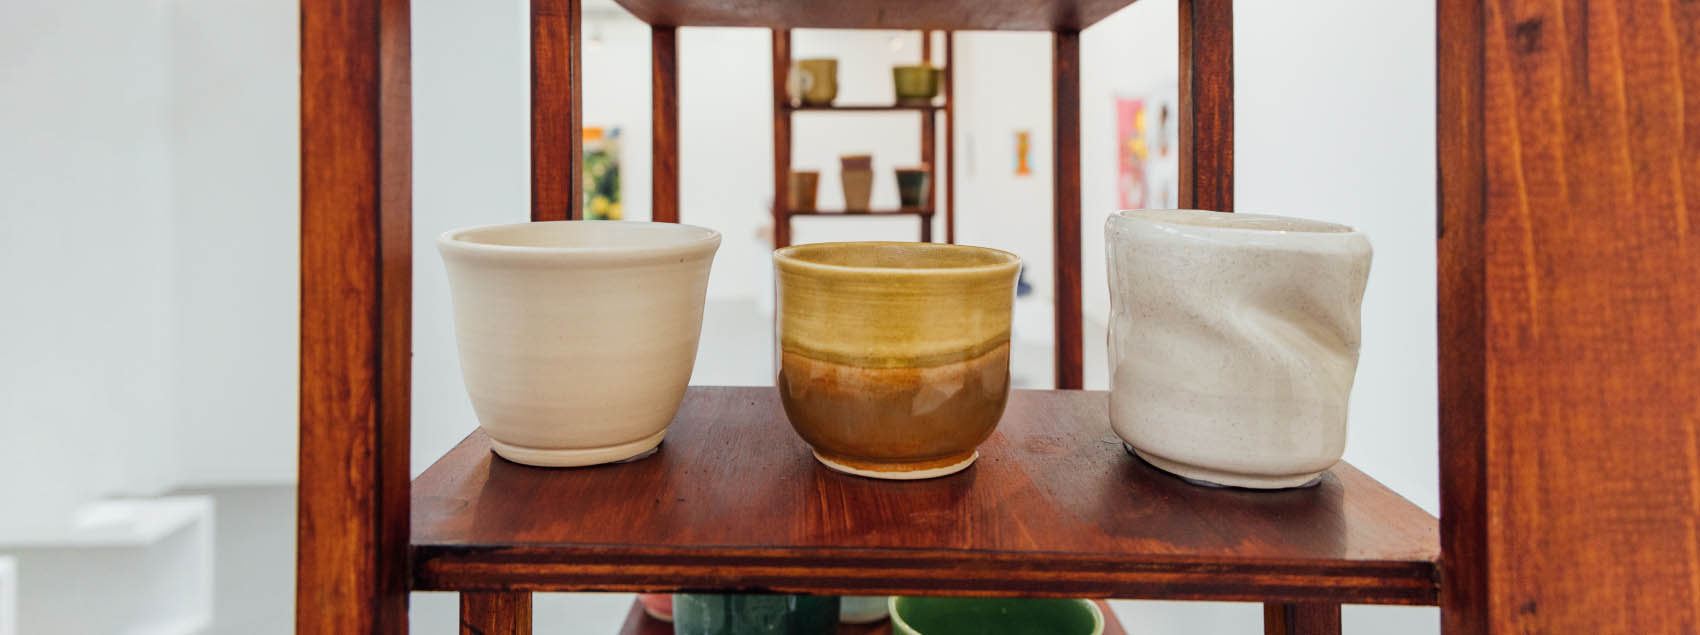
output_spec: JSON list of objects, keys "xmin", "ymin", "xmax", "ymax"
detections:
[
  {"xmin": 1263, "ymin": 603, "xmax": 1341, "ymax": 635},
  {"xmin": 1438, "ymin": 0, "xmax": 1700, "ymax": 633},
  {"xmin": 460, "ymin": 592, "xmax": 532, "ymax": 635},
  {"xmin": 1052, "ymin": 29, "xmax": 1083, "ymax": 390},
  {"xmin": 1435, "ymin": 1, "xmax": 1486, "ymax": 633},
  {"xmin": 943, "ymin": 30, "xmax": 956, "ymax": 245},
  {"xmin": 1178, "ymin": 0, "xmax": 1232, "ymax": 212},
  {"xmin": 298, "ymin": 0, "xmax": 410, "ymax": 632},
  {"xmin": 771, "ymin": 29, "xmax": 792, "ymax": 248},
  {"xmin": 651, "ymin": 24, "xmax": 680, "ymax": 223},
  {"xmin": 531, "ymin": 0, "xmax": 582, "ymax": 221}
]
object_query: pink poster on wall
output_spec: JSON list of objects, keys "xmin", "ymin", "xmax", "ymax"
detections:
[{"xmin": 1116, "ymin": 97, "xmax": 1149, "ymax": 209}]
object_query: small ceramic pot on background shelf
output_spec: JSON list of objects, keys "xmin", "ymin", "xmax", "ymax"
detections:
[
  {"xmin": 673, "ymin": 594, "xmax": 839, "ymax": 635},
  {"xmin": 774, "ymin": 242, "xmax": 1020, "ymax": 479},
  {"xmin": 889, "ymin": 597, "xmax": 1102, "ymax": 635},
  {"xmin": 788, "ymin": 171, "xmax": 819, "ymax": 212},
  {"xmin": 1106, "ymin": 209, "xmax": 1372, "ymax": 489},
  {"xmin": 840, "ymin": 154, "xmax": 873, "ymax": 211},
  {"xmin": 437, "ymin": 221, "xmax": 720, "ymax": 467},
  {"xmin": 895, "ymin": 167, "xmax": 931, "ymax": 209},
  {"xmin": 789, "ymin": 58, "xmax": 839, "ymax": 106},
  {"xmin": 892, "ymin": 64, "xmax": 941, "ymax": 105}
]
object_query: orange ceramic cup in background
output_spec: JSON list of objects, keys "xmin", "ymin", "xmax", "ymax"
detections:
[{"xmin": 774, "ymin": 242, "xmax": 1020, "ymax": 480}]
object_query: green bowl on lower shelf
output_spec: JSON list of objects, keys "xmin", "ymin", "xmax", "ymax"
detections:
[
  {"xmin": 888, "ymin": 597, "xmax": 1103, "ymax": 635},
  {"xmin": 673, "ymin": 593, "xmax": 840, "ymax": 635}
]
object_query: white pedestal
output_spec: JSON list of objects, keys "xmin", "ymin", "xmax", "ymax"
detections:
[{"xmin": 0, "ymin": 497, "xmax": 212, "ymax": 635}]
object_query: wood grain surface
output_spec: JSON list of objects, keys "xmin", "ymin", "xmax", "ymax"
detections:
[
  {"xmin": 531, "ymin": 0, "xmax": 582, "ymax": 221},
  {"xmin": 298, "ymin": 0, "xmax": 412, "ymax": 632},
  {"xmin": 615, "ymin": 598, "xmax": 1128, "ymax": 634},
  {"xmin": 460, "ymin": 592, "xmax": 531, "ymax": 635},
  {"xmin": 650, "ymin": 24, "xmax": 679, "ymax": 224},
  {"xmin": 1262, "ymin": 602, "xmax": 1341, "ymax": 635},
  {"xmin": 411, "ymin": 387, "xmax": 1438, "ymax": 604},
  {"xmin": 771, "ymin": 29, "xmax": 791, "ymax": 248},
  {"xmin": 1438, "ymin": 0, "xmax": 1700, "ymax": 632},
  {"xmin": 1178, "ymin": 0, "xmax": 1232, "ymax": 213},
  {"xmin": 609, "ymin": 0, "xmax": 1141, "ymax": 30},
  {"xmin": 1052, "ymin": 30, "xmax": 1084, "ymax": 390}
]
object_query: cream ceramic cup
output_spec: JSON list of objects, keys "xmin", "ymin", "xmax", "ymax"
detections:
[
  {"xmin": 1106, "ymin": 209, "xmax": 1371, "ymax": 489},
  {"xmin": 438, "ymin": 221, "xmax": 721, "ymax": 467}
]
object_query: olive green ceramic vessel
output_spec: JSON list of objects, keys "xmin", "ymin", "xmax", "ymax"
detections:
[
  {"xmin": 892, "ymin": 64, "xmax": 941, "ymax": 105},
  {"xmin": 889, "ymin": 597, "xmax": 1103, "ymax": 635},
  {"xmin": 774, "ymin": 242, "xmax": 1021, "ymax": 480}
]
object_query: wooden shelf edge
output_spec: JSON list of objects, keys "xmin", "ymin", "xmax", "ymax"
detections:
[
  {"xmin": 787, "ymin": 209, "xmax": 933, "ymax": 216},
  {"xmin": 616, "ymin": 598, "xmax": 1129, "ymax": 635},
  {"xmin": 788, "ymin": 103, "xmax": 944, "ymax": 112},
  {"xmin": 411, "ymin": 544, "xmax": 1439, "ymax": 606}
]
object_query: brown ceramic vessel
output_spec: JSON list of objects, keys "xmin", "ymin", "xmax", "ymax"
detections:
[{"xmin": 774, "ymin": 242, "xmax": 1021, "ymax": 479}]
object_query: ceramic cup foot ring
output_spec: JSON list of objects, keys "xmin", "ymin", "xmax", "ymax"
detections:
[
  {"xmin": 1125, "ymin": 443, "xmax": 1324, "ymax": 490},
  {"xmin": 491, "ymin": 430, "xmax": 666, "ymax": 467},
  {"xmin": 814, "ymin": 450, "xmax": 978, "ymax": 480}
]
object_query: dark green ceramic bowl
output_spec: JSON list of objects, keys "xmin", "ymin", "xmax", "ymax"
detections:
[
  {"xmin": 673, "ymin": 594, "xmax": 840, "ymax": 635},
  {"xmin": 889, "ymin": 597, "xmax": 1103, "ymax": 635}
]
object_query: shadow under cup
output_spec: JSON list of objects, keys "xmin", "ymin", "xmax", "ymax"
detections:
[{"xmin": 774, "ymin": 242, "xmax": 1021, "ymax": 480}]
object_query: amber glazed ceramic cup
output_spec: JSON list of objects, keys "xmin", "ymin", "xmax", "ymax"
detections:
[
  {"xmin": 774, "ymin": 242, "xmax": 1020, "ymax": 479},
  {"xmin": 438, "ymin": 221, "xmax": 720, "ymax": 467}
]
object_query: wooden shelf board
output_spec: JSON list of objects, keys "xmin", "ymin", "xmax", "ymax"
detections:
[
  {"xmin": 789, "ymin": 104, "xmax": 944, "ymax": 113},
  {"xmin": 616, "ymin": 598, "xmax": 1129, "ymax": 634},
  {"xmin": 610, "ymin": 0, "xmax": 1143, "ymax": 30},
  {"xmin": 788, "ymin": 209, "xmax": 932, "ymax": 216},
  {"xmin": 411, "ymin": 387, "xmax": 1439, "ymax": 605}
]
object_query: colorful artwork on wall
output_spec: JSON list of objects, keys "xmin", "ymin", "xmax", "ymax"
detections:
[
  {"xmin": 1014, "ymin": 130, "xmax": 1032, "ymax": 176},
  {"xmin": 1115, "ymin": 87, "xmax": 1178, "ymax": 210},
  {"xmin": 583, "ymin": 126, "xmax": 622, "ymax": 220}
]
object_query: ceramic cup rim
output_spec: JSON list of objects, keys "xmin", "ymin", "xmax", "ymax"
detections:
[
  {"xmin": 774, "ymin": 241, "xmax": 1020, "ymax": 278},
  {"xmin": 1110, "ymin": 209, "xmax": 1369, "ymax": 255},
  {"xmin": 1113, "ymin": 208, "xmax": 1359, "ymax": 235},
  {"xmin": 886, "ymin": 596, "xmax": 1104, "ymax": 635},
  {"xmin": 438, "ymin": 220, "xmax": 721, "ymax": 264}
]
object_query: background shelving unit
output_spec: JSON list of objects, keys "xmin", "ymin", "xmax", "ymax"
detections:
[
  {"xmin": 772, "ymin": 29, "xmax": 955, "ymax": 247},
  {"xmin": 296, "ymin": 1, "xmax": 1700, "ymax": 634}
]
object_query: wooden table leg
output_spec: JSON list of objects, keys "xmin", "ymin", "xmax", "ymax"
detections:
[
  {"xmin": 461, "ymin": 591, "xmax": 532, "ymax": 635},
  {"xmin": 1263, "ymin": 602, "xmax": 1341, "ymax": 635}
]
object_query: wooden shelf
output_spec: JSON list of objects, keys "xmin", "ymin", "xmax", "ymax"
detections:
[
  {"xmin": 789, "ymin": 104, "xmax": 944, "ymax": 113},
  {"xmin": 411, "ymin": 387, "xmax": 1440, "ymax": 605},
  {"xmin": 787, "ymin": 209, "xmax": 932, "ymax": 216},
  {"xmin": 615, "ymin": 598, "xmax": 1129, "ymax": 634},
  {"xmin": 610, "ymin": 0, "xmax": 1141, "ymax": 30}
]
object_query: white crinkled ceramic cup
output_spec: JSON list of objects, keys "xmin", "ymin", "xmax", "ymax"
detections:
[
  {"xmin": 1105, "ymin": 209, "xmax": 1371, "ymax": 489},
  {"xmin": 438, "ymin": 221, "xmax": 720, "ymax": 467}
]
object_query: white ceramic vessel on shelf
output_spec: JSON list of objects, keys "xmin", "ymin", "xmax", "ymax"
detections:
[
  {"xmin": 1105, "ymin": 209, "xmax": 1372, "ymax": 489},
  {"xmin": 438, "ymin": 221, "xmax": 721, "ymax": 467}
]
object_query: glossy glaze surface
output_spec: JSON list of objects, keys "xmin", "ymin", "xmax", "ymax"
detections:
[
  {"xmin": 1105, "ymin": 209, "xmax": 1370, "ymax": 488},
  {"xmin": 438, "ymin": 221, "xmax": 720, "ymax": 466},
  {"xmin": 892, "ymin": 65, "xmax": 940, "ymax": 104},
  {"xmin": 775, "ymin": 242, "xmax": 1019, "ymax": 479},
  {"xmin": 793, "ymin": 58, "xmax": 838, "ymax": 105},
  {"xmin": 673, "ymin": 594, "xmax": 839, "ymax": 635}
]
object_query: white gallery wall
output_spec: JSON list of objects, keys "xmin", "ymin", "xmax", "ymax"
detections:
[{"xmin": 0, "ymin": 0, "xmax": 180, "ymax": 529}]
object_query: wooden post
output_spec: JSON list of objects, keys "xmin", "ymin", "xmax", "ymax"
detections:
[
  {"xmin": 532, "ymin": 0, "xmax": 582, "ymax": 221},
  {"xmin": 1262, "ymin": 603, "xmax": 1341, "ymax": 635},
  {"xmin": 771, "ymin": 29, "xmax": 792, "ymax": 248},
  {"xmin": 1051, "ymin": 29, "xmax": 1083, "ymax": 390},
  {"xmin": 460, "ymin": 592, "xmax": 532, "ymax": 635},
  {"xmin": 1438, "ymin": 0, "xmax": 1700, "ymax": 632},
  {"xmin": 943, "ymin": 30, "xmax": 955, "ymax": 245},
  {"xmin": 297, "ymin": 0, "xmax": 411, "ymax": 632},
  {"xmin": 1178, "ymin": 0, "xmax": 1232, "ymax": 212},
  {"xmin": 651, "ymin": 24, "xmax": 680, "ymax": 223}
]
